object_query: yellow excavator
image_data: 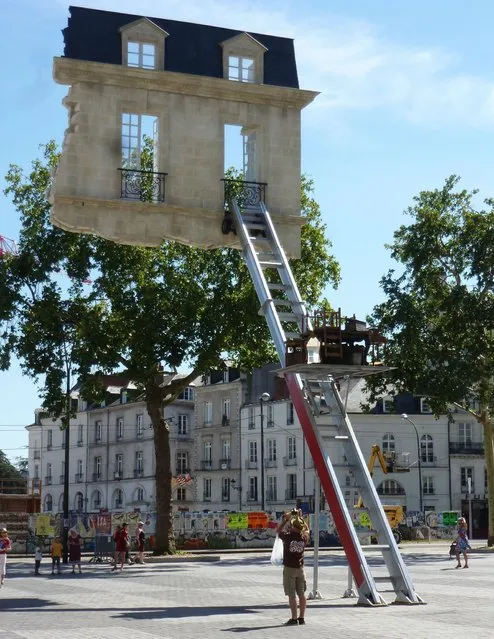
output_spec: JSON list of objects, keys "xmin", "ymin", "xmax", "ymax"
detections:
[{"xmin": 356, "ymin": 444, "xmax": 406, "ymax": 543}]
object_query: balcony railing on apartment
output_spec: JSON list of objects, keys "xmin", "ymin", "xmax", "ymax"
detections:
[
  {"xmin": 134, "ymin": 468, "xmax": 144, "ymax": 478},
  {"xmin": 92, "ymin": 472, "xmax": 102, "ymax": 482},
  {"xmin": 245, "ymin": 460, "xmax": 258, "ymax": 470},
  {"xmin": 44, "ymin": 476, "xmax": 52, "ymax": 486},
  {"xmin": 34, "ymin": 450, "xmax": 41, "ymax": 459},
  {"xmin": 246, "ymin": 492, "xmax": 258, "ymax": 502},
  {"xmin": 285, "ymin": 489, "xmax": 297, "ymax": 500},
  {"xmin": 59, "ymin": 475, "xmax": 64, "ymax": 484},
  {"xmin": 449, "ymin": 442, "xmax": 484, "ymax": 455},
  {"xmin": 219, "ymin": 459, "xmax": 231, "ymax": 470},
  {"xmin": 77, "ymin": 439, "xmax": 84, "ymax": 447},
  {"xmin": 118, "ymin": 168, "xmax": 167, "ymax": 203},
  {"xmin": 201, "ymin": 461, "xmax": 213, "ymax": 471},
  {"xmin": 265, "ymin": 459, "xmax": 277, "ymax": 468},
  {"xmin": 283, "ymin": 456, "xmax": 297, "ymax": 467},
  {"xmin": 74, "ymin": 473, "xmax": 84, "ymax": 483},
  {"xmin": 222, "ymin": 178, "xmax": 267, "ymax": 209}
]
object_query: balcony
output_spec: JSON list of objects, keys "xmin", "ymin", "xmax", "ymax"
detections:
[
  {"xmin": 119, "ymin": 168, "xmax": 167, "ymax": 203},
  {"xmin": 245, "ymin": 460, "xmax": 258, "ymax": 470},
  {"xmin": 201, "ymin": 461, "xmax": 213, "ymax": 471},
  {"xmin": 246, "ymin": 492, "xmax": 258, "ymax": 502},
  {"xmin": 46, "ymin": 444, "xmax": 52, "ymax": 451},
  {"xmin": 44, "ymin": 476, "xmax": 52, "ymax": 486},
  {"xmin": 449, "ymin": 442, "xmax": 484, "ymax": 455},
  {"xmin": 34, "ymin": 450, "xmax": 41, "ymax": 459},
  {"xmin": 77, "ymin": 439, "xmax": 83, "ymax": 447},
  {"xmin": 74, "ymin": 473, "xmax": 84, "ymax": 483},
  {"xmin": 134, "ymin": 468, "xmax": 144, "ymax": 478},
  {"xmin": 285, "ymin": 489, "xmax": 297, "ymax": 500},
  {"xmin": 221, "ymin": 493, "xmax": 231, "ymax": 502},
  {"xmin": 114, "ymin": 471, "xmax": 122, "ymax": 480},
  {"xmin": 265, "ymin": 459, "xmax": 277, "ymax": 468},
  {"xmin": 377, "ymin": 486, "xmax": 406, "ymax": 496},
  {"xmin": 222, "ymin": 178, "xmax": 267, "ymax": 210},
  {"xmin": 59, "ymin": 475, "xmax": 64, "ymax": 484},
  {"xmin": 219, "ymin": 459, "xmax": 231, "ymax": 470},
  {"xmin": 203, "ymin": 495, "xmax": 211, "ymax": 502},
  {"xmin": 283, "ymin": 456, "xmax": 297, "ymax": 467},
  {"xmin": 266, "ymin": 492, "xmax": 278, "ymax": 502},
  {"xmin": 92, "ymin": 472, "xmax": 102, "ymax": 482}
]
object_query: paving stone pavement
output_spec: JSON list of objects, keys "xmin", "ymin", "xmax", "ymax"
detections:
[{"xmin": 1, "ymin": 545, "xmax": 493, "ymax": 639}]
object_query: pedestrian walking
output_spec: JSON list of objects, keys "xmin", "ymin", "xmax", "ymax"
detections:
[
  {"xmin": 51, "ymin": 536, "xmax": 62, "ymax": 575},
  {"xmin": 34, "ymin": 545, "xmax": 43, "ymax": 575},
  {"xmin": 112, "ymin": 523, "xmax": 129, "ymax": 571},
  {"xmin": 454, "ymin": 517, "xmax": 471, "ymax": 569},
  {"xmin": 0, "ymin": 527, "xmax": 12, "ymax": 587},
  {"xmin": 68, "ymin": 528, "xmax": 82, "ymax": 574},
  {"xmin": 276, "ymin": 509, "xmax": 310, "ymax": 626},
  {"xmin": 136, "ymin": 521, "xmax": 146, "ymax": 564}
]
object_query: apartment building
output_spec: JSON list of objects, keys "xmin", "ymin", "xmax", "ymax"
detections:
[{"xmin": 27, "ymin": 375, "xmax": 197, "ymax": 515}]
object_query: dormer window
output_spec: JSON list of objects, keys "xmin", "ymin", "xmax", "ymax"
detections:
[
  {"xmin": 119, "ymin": 18, "xmax": 168, "ymax": 71},
  {"xmin": 127, "ymin": 41, "xmax": 156, "ymax": 69},
  {"xmin": 228, "ymin": 55, "xmax": 255, "ymax": 83},
  {"xmin": 220, "ymin": 32, "xmax": 267, "ymax": 85}
]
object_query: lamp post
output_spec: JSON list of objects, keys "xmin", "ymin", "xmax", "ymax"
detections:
[
  {"xmin": 259, "ymin": 392, "xmax": 270, "ymax": 512},
  {"xmin": 401, "ymin": 414, "xmax": 423, "ymax": 514}
]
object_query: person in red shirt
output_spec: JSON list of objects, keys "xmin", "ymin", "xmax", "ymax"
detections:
[
  {"xmin": 0, "ymin": 527, "xmax": 12, "ymax": 587},
  {"xmin": 112, "ymin": 523, "xmax": 129, "ymax": 571},
  {"xmin": 277, "ymin": 510, "xmax": 310, "ymax": 626}
]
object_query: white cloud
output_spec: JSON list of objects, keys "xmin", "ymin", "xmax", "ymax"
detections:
[{"xmin": 50, "ymin": 0, "xmax": 494, "ymax": 129}]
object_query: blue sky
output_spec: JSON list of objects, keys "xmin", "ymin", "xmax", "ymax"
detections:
[{"xmin": 2, "ymin": 0, "xmax": 494, "ymax": 460}]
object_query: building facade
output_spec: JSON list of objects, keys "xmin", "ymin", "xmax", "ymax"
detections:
[{"xmin": 27, "ymin": 376, "xmax": 198, "ymax": 516}]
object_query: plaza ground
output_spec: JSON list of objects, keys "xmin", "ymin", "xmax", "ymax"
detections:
[{"xmin": 1, "ymin": 542, "xmax": 493, "ymax": 639}]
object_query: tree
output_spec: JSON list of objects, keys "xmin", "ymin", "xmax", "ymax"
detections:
[
  {"xmin": 0, "ymin": 450, "xmax": 22, "ymax": 479},
  {"xmin": 1, "ymin": 141, "xmax": 340, "ymax": 553},
  {"xmin": 14, "ymin": 457, "xmax": 29, "ymax": 476},
  {"xmin": 367, "ymin": 175, "xmax": 494, "ymax": 545}
]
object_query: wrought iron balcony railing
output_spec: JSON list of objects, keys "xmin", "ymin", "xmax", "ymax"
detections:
[
  {"xmin": 449, "ymin": 442, "xmax": 484, "ymax": 455},
  {"xmin": 118, "ymin": 168, "xmax": 167, "ymax": 203},
  {"xmin": 222, "ymin": 178, "xmax": 267, "ymax": 209}
]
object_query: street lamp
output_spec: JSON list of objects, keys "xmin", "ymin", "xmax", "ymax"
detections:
[
  {"xmin": 401, "ymin": 414, "xmax": 423, "ymax": 514},
  {"xmin": 259, "ymin": 392, "xmax": 270, "ymax": 512}
]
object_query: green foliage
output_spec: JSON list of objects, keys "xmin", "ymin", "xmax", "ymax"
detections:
[
  {"xmin": 367, "ymin": 175, "xmax": 494, "ymax": 544},
  {"xmin": 367, "ymin": 175, "xmax": 494, "ymax": 414},
  {"xmin": 0, "ymin": 450, "xmax": 23, "ymax": 479}
]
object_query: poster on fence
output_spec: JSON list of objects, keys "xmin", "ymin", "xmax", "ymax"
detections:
[
  {"xmin": 35, "ymin": 514, "xmax": 56, "ymax": 537},
  {"xmin": 227, "ymin": 512, "xmax": 248, "ymax": 529},
  {"xmin": 247, "ymin": 512, "xmax": 269, "ymax": 529},
  {"xmin": 92, "ymin": 513, "xmax": 111, "ymax": 535}
]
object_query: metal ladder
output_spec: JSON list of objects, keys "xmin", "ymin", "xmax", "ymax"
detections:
[{"xmin": 230, "ymin": 197, "xmax": 424, "ymax": 606}]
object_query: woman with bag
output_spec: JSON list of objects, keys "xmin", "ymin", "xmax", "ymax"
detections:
[
  {"xmin": 112, "ymin": 522, "xmax": 129, "ymax": 572},
  {"xmin": 454, "ymin": 517, "xmax": 471, "ymax": 569}
]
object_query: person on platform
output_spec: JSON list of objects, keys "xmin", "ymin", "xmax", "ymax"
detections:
[
  {"xmin": 276, "ymin": 510, "xmax": 310, "ymax": 626},
  {"xmin": 136, "ymin": 521, "xmax": 146, "ymax": 564}
]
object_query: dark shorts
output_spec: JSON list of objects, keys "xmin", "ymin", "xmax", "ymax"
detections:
[{"xmin": 283, "ymin": 566, "xmax": 306, "ymax": 597}]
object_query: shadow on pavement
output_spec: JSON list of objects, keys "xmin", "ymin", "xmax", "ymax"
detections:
[{"xmin": 0, "ymin": 598, "xmax": 59, "ymax": 610}]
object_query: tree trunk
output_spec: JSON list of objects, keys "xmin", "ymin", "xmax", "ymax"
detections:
[
  {"xmin": 481, "ymin": 410, "xmax": 494, "ymax": 546},
  {"xmin": 146, "ymin": 379, "xmax": 175, "ymax": 555}
]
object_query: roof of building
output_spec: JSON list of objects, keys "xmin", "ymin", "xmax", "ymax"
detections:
[{"xmin": 63, "ymin": 6, "xmax": 300, "ymax": 89}]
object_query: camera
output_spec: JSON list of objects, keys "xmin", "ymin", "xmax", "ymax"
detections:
[{"xmin": 291, "ymin": 508, "xmax": 298, "ymax": 515}]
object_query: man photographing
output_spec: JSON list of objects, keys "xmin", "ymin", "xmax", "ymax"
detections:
[{"xmin": 276, "ymin": 509, "xmax": 310, "ymax": 626}]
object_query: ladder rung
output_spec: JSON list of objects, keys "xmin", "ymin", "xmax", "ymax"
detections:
[
  {"xmin": 272, "ymin": 298, "xmax": 293, "ymax": 307},
  {"xmin": 245, "ymin": 223, "xmax": 266, "ymax": 230},
  {"xmin": 267, "ymin": 283, "xmax": 291, "ymax": 291},
  {"xmin": 373, "ymin": 576, "xmax": 396, "ymax": 583},
  {"xmin": 277, "ymin": 312, "xmax": 299, "ymax": 321},
  {"xmin": 259, "ymin": 261, "xmax": 283, "ymax": 268},
  {"xmin": 285, "ymin": 331, "xmax": 301, "ymax": 339}
]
